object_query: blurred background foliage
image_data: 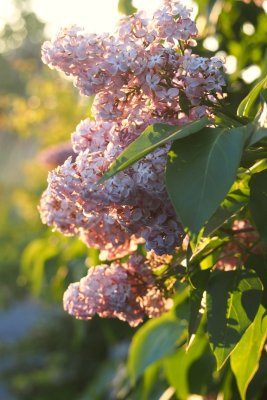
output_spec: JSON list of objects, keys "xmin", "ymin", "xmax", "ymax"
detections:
[{"xmin": 0, "ymin": 0, "xmax": 266, "ymax": 399}]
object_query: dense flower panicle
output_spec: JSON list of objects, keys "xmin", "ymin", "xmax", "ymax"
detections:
[
  {"xmin": 40, "ymin": 1, "xmax": 226, "ymax": 257},
  {"xmin": 63, "ymin": 255, "xmax": 169, "ymax": 326},
  {"xmin": 40, "ymin": 1, "xmax": 227, "ymax": 325}
]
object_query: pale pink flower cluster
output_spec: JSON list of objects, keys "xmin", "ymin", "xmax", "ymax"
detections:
[
  {"xmin": 39, "ymin": 1, "xmax": 226, "ymax": 325},
  {"xmin": 63, "ymin": 254, "xmax": 169, "ymax": 327},
  {"xmin": 40, "ymin": 0, "xmax": 226, "ymax": 258}
]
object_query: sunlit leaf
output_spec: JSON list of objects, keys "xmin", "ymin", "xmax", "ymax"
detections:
[
  {"xmin": 98, "ymin": 117, "xmax": 209, "ymax": 184},
  {"xmin": 237, "ymin": 76, "xmax": 267, "ymax": 118},
  {"xmin": 230, "ymin": 305, "xmax": 267, "ymax": 400},
  {"xmin": 118, "ymin": 0, "xmax": 137, "ymax": 15},
  {"xmin": 246, "ymin": 88, "xmax": 267, "ymax": 146},
  {"xmin": 207, "ymin": 269, "xmax": 263, "ymax": 370}
]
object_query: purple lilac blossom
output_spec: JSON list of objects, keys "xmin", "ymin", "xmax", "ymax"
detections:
[{"xmin": 39, "ymin": 0, "xmax": 226, "ymax": 326}]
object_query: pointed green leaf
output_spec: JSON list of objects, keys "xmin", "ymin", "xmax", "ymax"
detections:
[
  {"xmin": 230, "ymin": 305, "xmax": 267, "ymax": 400},
  {"xmin": 166, "ymin": 126, "xmax": 245, "ymax": 239},
  {"xmin": 204, "ymin": 171, "xmax": 250, "ymax": 236},
  {"xmin": 128, "ymin": 314, "xmax": 187, "ymax": 384},
  {"xmin": 246, "ymin": 88, "xmax": 267, "ymax": 146},
  {"xmin": 237, "ymin": 76, "xmax": 267, "ymax": 118},
  {"xmin": 207, "ymin": 269, "xmax": 263, "ymax": 370},
  {"xmin": 187, "ymin": 270, "xmax": 210, "ymax": 346},
  {"xmin": 249, "ymin": 170, "xmax": 267, "ymax": 246},
  {"xmin": 118, "ymin": 0, "xmax": 137, "ymax": 15},
  {"xmin": 188, "ymin": 287, "xmax": 205, "ymax": 346},
  {"xmin": 164, "ymin": 331, "xmax": 215, "ymax": 399},
  {"xmin": 98, "ymin": 117, "xmax": 209, "ymax": 184}
]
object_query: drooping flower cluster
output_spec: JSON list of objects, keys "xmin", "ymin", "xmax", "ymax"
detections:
[
  {"xmin": 39, "ymin": 0, "xmax": 226, "ymax": 325},
  {"xmin": 63, "ymin": 254, "xmax": 170, "ymax": 327}
]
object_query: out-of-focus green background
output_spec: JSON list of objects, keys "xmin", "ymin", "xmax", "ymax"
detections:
[{"xmin": 0, "ymin": 0, "xmax": 266, "ymax": 398}]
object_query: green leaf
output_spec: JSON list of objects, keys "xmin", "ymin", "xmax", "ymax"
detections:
[
  {"xmin": 204, "ymin": 171, "xmax": 250, "ymax": 236},
  {"xmin": 249, "ymin": 170, "xmax": 267, "ymax": 246},
  {"xmin": 249, "ymin": 98, "xmax": 267, "ymax": 148},
  {"xmin": 187, "ymin": 270, "xmax": 210, "ymax": 346},
  {"xmin": 246, "ymin": 254, "xmax": 267, "ymax": 308},
  {"xmin": 237, "ymin": 76, "xmax": 267, "ymax": 118},
  {"xmin": 21, "ymin": 238, "xmax": 58, "ymax": 295},
  {"xmin": 207, "ymin": 269, "xmax": 263, "ymax": 370},
  {"xmin": 190, "ymin": 237, "xmax": 229, "ymax": 266},
  {"xmin": 188, "ymin": 287, "xmax": 205, "ymax": 347},
  {"xmin": 118, "ymin": 0, "xmax": 137, "ymax": 15},
  {"xmin": 128, "ymin": 314, "xmax": 187, "ymax": 384},
  {"xmin": 166, "ymin": 126, "xmax": 245, "ymax": 240},
  {"xmin": 98, "ymin": 117, "xmax": 209, "ymax": 184},
  {"xmin": 141, "ymin": 362, "xmax": 164, "ymax": 400},
  {"xmin": 248, "ymin": 127, "xmax": 267, "ymax": 147},
  {"xmin": 230, "ymin": 305, "xmax": 267, "ymax": 400},
  {"xmin": 164, "ymin": 331, "xmax": 215, "ymax": 399}
]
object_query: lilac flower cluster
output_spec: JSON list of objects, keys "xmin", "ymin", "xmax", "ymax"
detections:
[
  {"xmin": 39, "ymin": 0, "xmax": 226, "ymax": 325},
  {"xmin": 63, "ymin": 254, "xmax": 170, "ymax": 327}
]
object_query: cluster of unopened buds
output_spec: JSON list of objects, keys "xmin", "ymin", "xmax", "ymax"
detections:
[{"xmin": 39, "ymin": 0, "xmax": 227, "ymax": 326}]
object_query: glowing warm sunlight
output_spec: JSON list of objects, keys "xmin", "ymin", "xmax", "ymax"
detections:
[
  {"xmin": 2, "ymin": 0, "xmax": 197, "ymax": 37},
  {"xmin": 30, "ymin": 0, "xmax": 120, "ymax": 35}
]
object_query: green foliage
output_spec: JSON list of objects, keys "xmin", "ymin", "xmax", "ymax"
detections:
[
  {"xmin": 128, "ymin": 302, "xmax": 188, "ymax": 383},
  {"xmin": 237, "ymin": 76, "xmax": 267, "ymax": 118},
  {"xmin": 164, "ymin": 330, "xmax": 217, "ymax": 399},
  {"xmin": 230, "ymin": 304, "xmax": 267, "ymax": 400},
  {"xmin": 207, "ymin": 269, "xmax": 263, "ymax": 369},
  {"xmin": 249, "ymin": 170, "xmax": 267, "ymax": 245},
  {"xmin": 204, "ymin": 171, "xmax": 250, "ymax": 236},
  {"xmin": 166, "ymin": 126, "xmax": 245, "ymax": 240}
]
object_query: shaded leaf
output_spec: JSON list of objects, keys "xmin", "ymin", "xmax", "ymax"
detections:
[
  {"xmin": 166, "ymin": 126, "xmax": 245, "ymax": 240},
  {"xmin": 249, "ymin": 169, "xmax": 267, "ymax": 246},
  {"xmin": 207, "ymin": 269, "xmax": 263, "ymax": 370},
  {"xmin": 141, "ymin": 362, "xmax": 164, "ymax": 400},
  {"xmin": 246, "ymin": 254, "xmax": 267, "ymax": 309},
  {"xmin": 98, "ymin": 117, "xmax": 209, "ymax": 184},
  {"xmin": 188, "ymin": 287, "xmax": 205, "ymax": 347},
  {"xmin": 230, "ymin": 305, "xmax": 267, "ymax": 400},
  {"xmin": 164, "ymin": 332, "xmax": 215, "ymax": 399},
  {"xmin": 187, "ymin": 270, "xmax": 210, "ymax": 346},
  {"xmin": 204, "ymin": 171, "xmax": 250, "ymax": 236}
]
